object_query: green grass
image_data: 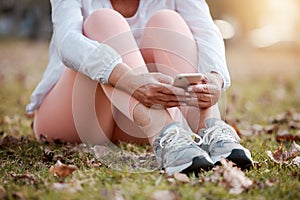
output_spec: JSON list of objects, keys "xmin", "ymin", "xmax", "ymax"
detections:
[{"xmin": 1, "ymin": 40, "xmax": 300, "ymax": 199}]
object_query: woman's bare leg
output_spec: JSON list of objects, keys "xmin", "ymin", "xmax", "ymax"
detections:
[
  {"xmin": 35, "ymin": 9, "xmax": 179, "ymax": 144},
  {"xmin": 34, "ymin": 68, "xmax": 115, "ymax": 144},
  {"xmin": 83, "ymin": 9, "xmax": 178, "ymax": 144},
  {"xmin": 140, "ymin": 10, "xmax": 221, "ymax": 133}
]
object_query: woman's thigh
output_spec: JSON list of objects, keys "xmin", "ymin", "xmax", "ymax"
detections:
[
  {"xmin": 140, "ymin": 10, "xmax": 203, "ymax": 131},
  {"xmin": 34, "ymin": 68, "xmax": 115, "ymax": 144},
  {"xmin": 140, "ymin": 9, "xmax": 198, "ymax": 77}
]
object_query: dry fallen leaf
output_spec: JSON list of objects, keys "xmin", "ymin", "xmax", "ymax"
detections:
[
  {"xmin": 275, "ymin": 129, "xmax": 295, "ymax": 142},
  {"xmin": 266, "ymin": 142, "xmax": 300, "ymax": 164},
  {"xmin": 264, "ymin": 124, "xmax": 279, "ymax": 134},
  {"xmin": 204, "ymin": 159, "xmax": 253, "ymax": 194},
  {"xmin": 50, "ymin": 160, "xmax": 78, "ymax": 178},
  {"xmin": 251, "ymin": 124, "xmax": 264, "ymax": 135},
  {"xmin": 288, "ymin": 121, "xmax": 300, "ymax": 129},
  {"xmin": 220, "ymin": 159, "xmax": 253, "ymax": 194},
  {"xmin": 173, "ymin": 172, "xmax": 190, "ymax": 183},
  {"xmin": 272, "ymin": 112, "xmax": 289, "ymax": 123}
]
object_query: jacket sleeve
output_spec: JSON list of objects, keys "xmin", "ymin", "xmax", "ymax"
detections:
[
  {"xmin": 175, "ymin": 0, "xmax": 231, "ymax": 89},
  {"xmin": 50, "ymin": 0, "xmax": 122, "ymax": 83}
]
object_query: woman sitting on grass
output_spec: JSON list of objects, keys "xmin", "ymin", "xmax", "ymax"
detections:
[{"xmin": 27, "ymin": 0, "xmax": 253, "ymax": 175}]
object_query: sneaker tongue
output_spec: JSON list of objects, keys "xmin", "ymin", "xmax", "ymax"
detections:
[
  {"xmin": 198, "ymin": 118, "xmax": 222, "ymax": 137},
  {"xmin": 205, "ymin": 118, "xmax": 221, "ymax": 128},
  {"xmin": 198, "ymin": 129, "xmax": 205, "ymax": 137},
  {"xmin": 160, "ymin": 122, "xmax": 181, "ymax": 137}
]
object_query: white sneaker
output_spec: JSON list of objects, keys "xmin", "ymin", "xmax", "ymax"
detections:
[
  {"xmin": 153, "ymin": 123, "xmax": 214, "ymax": 175},
  {"xmin": 200, "ymin": 119, "xmax": 253, "ymax": 169}
]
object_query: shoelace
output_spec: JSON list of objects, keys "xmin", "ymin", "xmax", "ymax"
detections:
[
  {"xmin": 202, "ymin": 123, "xmax": 240, "ymax": 147},
  {"xmin": 160, "ymin": 126, "xmax": 203, "ymax": 149}
]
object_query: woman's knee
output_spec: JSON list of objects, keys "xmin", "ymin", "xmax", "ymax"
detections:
[
  {"xmin": 147, "ymin": 9, "xmax": 183, "ymax": 28},
  {"xmin": 85, "ymin": 8, "xmax": 123, "ymax": 23},
  {"xmin": 151, "ymin": 9, "xmax": 180, "ymax": 19},
  {"xmin": 83, "ymin": 8, "xmax": 130, "ymax": 38}
]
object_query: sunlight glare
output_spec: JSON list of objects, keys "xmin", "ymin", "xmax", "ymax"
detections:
[
  {"xmin": 250, "ymin": 0, "xmax": 299, "ymax": 47},
  {"xmin": 214, "ymin": 19, "xmax": 235, "ymax": 40}
]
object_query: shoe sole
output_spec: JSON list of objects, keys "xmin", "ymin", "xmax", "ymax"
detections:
[
  {"xmin": 181, "ymin": 156, "xmax": 214, "ymax": 176},
  {"xmin": 214, "ymin": 149, "xmax": 253, "ymax": 170}
]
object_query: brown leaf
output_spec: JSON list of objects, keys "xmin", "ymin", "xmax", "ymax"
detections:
[
  {"xmin": 272, "ymin": 112, "xmax": 289, "ymax": 123},
  {"xmin": 276, "ymin": 129, "xmax": 300, "ymax": 141},
  {"xmin": 266, "ymin": 142, "xmax": 300, "ymax": 164},
  {"xmin": 264, "ymin": 124, "xmax": 279, "ymax": 134},
  {"xmin": 173, "ymin": 172, "xmax": 190, "ymax": 183},
  {"xmin": 205, "ymin": 165, "xmax": 223, "ymax": 183},
  {"xmin": 251, "ymin": 124, "xmax": 264, "ymax": 135},
  {"xmin": 288, "ymin": 121, "xmax": 300, "ymax": 129},
  {"xmin": 220, "ymin": 159, "xmax": 253, "ymax": 194},
  {"xmin": 50, "ymin": 160, "xmax": 78, "ymax": 178}
]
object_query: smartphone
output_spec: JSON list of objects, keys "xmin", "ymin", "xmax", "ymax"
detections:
[{"xmin": 173, "ymin": 73, "xmax": 205, "ymax": 89}]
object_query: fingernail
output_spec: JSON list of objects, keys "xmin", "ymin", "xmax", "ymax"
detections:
[
  {"xmin": 180, "ymin": 103, "xmax": 187, "ymax": 106},
  {"xmin": 185, "ymin": 92, "xmax": 190, "ymax": 96},
  {"xmin": 187, "ymin": 87, "xmax": 192, "ymax": 92}
]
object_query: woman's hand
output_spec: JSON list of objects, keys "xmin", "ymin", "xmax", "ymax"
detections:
[
  {"xmin": 126, "ymin": 72, "xmax": 188, "ymax": 108},
  {"xmin": 185, "ymin": 72, "xmax": 223, "ymax": 109},
  {"xmin": 108, "ymin": 63, "xmax": 188, "ymax": 108}
]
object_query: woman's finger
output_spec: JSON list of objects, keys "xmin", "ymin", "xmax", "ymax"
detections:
[
  {"xmin": 160, "ymin": 83, "xmax": 188, "ymax": 96},
  {"xmin": 151, "ymin": 91, "xmax": 188, "ymax": 102},
  {"xmin": 187, "ymin": 84, "xmax": 218, "ymax": 94}
]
